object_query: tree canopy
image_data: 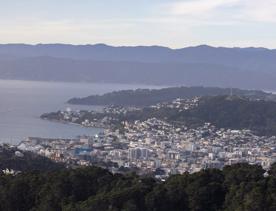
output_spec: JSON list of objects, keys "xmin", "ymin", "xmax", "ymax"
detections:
[{"xmin": 0, "ymin": 163, "xmax": 276, "ymax": 211}]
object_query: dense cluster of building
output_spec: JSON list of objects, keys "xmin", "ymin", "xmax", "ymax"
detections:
[{"xmin": 18, "ymin": 98, "xmax": 276, "ymax": 178}]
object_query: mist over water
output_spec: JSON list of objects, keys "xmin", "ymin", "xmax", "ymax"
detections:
[{"xmin": 0, "ymin": 80, "xmax": 161, "ymax": 144}]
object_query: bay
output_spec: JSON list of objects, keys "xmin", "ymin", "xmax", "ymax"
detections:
[{"xmin": 0, "ymin": 80, "xmax": 161, "ymax": 144}]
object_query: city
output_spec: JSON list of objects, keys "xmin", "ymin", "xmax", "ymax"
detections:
[
  {"xmin": 19, "ymin": 97, "xmax": 276, "ymax": 179},
  {"xmin": 1, "ymin": 0, "xmax": 276, "ymax": 209}
]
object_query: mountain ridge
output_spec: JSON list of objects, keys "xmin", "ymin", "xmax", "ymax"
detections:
[
  {"xmin": 0, "ymin": 43, "xmax": 276, "ymax": 89},
  {"xmin": 0, "ymin": 43, "xmax": 275, "ymax": 62}
]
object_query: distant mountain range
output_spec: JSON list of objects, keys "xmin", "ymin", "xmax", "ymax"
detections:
[{"xmin": 0, "ymin": 44, "xmax": 276, "ymax": 89}]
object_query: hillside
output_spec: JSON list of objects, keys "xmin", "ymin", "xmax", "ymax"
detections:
[
  {"xmin": 115, "ymin": 95, "xmax": 276, "ymax": 136},
  {"xmin": 68, "ymin": 86, "xmax": 275, "ymax": 106},
  {"xmin": 62, "ymin": 93, "xmax": 276, "ymax": 136},
  {"xmin": 177, "ymin": 96, "xmax": 276, "ymax": 136},
  {"xmin": 0, "ymin": 145, "xmax": 64, "ymax": 172}
]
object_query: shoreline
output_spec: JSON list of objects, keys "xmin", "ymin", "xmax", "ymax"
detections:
[{"xmin": 40, "ymin": 117, "xmax": 107, "ymax": 130}]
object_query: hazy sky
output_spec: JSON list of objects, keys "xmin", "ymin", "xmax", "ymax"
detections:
[{"xmin": 0, "ymin": 0, "xmax": 275, "ymax": 48}]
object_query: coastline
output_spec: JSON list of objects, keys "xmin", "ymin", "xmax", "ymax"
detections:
[{"xmin": 40, "ymin": 117, "xmax": 107, "ymax": 130}]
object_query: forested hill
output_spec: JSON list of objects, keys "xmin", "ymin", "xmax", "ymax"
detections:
[
  {"xmin": 0, "ymin": 145, "xmax": 64, "ymax": 172},
  {"xmin": 169, "ymin": 96, "xmax": 276, "ymax": 136},
  {"xmin": 67, "ymin": 86, "xmax": 275, "ymax": 106},
  {"xmin": 0, "ymin": 163, "xmax": 276, "ymax": 210},
  {"xmin": 68, "ymin": 93, "xmax": 276, "ymax": 136}
]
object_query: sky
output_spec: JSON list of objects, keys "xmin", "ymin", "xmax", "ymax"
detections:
[{"xmin": 0, "ymin": 0, "xmax": 275, "ymax": 48}]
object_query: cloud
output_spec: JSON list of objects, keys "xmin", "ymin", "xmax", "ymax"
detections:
[
  {"xmin": 169, "ymin": 0, "xmax": 239, "ymax": 16},
  {"xmin": 166, "ymin": 0, "xmax": 276, "ymax": 23},
  {"xmin": 241, "ymin": 0, "xmax": 276, "ymax": 23},
  {"xmin": 0, "ymin": 0, "xmax": 275, "ymax": 48}
]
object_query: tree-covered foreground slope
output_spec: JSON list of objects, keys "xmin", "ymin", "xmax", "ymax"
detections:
[
  {"xmin": 0, "ymin": 163, "xmax": 276, "ymax": 211},
  {"xmin": 0, "ymin": 145, "xmax": 63, "ymax": 172}
]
